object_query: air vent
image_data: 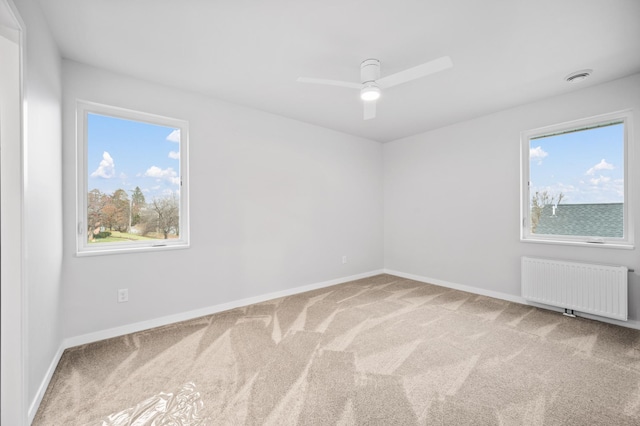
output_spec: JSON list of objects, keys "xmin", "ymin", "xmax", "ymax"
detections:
[{"xmin": 565, "ymin": 69, "xmax": 592, "ymax": 83}]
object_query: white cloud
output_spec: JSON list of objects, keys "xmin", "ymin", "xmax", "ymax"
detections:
[
  {"xmin": 549, "ymin": 175, "xmax": 624, "ymax": 204},
  {"xmin": 166, "ymin": 129, "xmax": 180, "ymax": 143},
  {"xmin": 168, "ymin": 151, "xmax": 180, "ymax": 160},
  {"xmin": 90, "ymin": 151, "xmax": 115, "ymax": 178},
  {"xmin": 613, "ymin": 179, "xmax": 625, "ymax": 198},
  {"xmin": 162, "ymin": 188, "xmax": 178, "ymax": 197},
  {"xmin": 586, "ymin": 159, "xmax": 614, "ymax": 175},
  {"xmin": 589, "ymin": 175, "xmax": 611, "ymax": 185},
  {"xmin": 144, "ymin": 166, "xmax": 180, "ymax": 185},
  {"xmin": 530, "ymin": 182, "xmax": 577, "ymax": 203},
  {"xmin": 530, "ymin": 146, "xmax": 548, "ymax": 165},
  {"xmin": 580, "ymin": 176, "xmax": 624, "ymax": 203},
  {"xmin": 545, "ymin": 183, "xmax": 576, "ymax": 193},
  {"xmin": 144, "ymin": 166, "xmax": 172, "ymax": 179}
]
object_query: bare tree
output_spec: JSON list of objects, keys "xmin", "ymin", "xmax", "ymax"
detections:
[
  {"xmin": 531, "ymin": 190, "xmax": 564, "ymax": 233},
  {"xmin": 150, "ymin": 195, "xmax": 179, "ymax": 239},
  {"xmin": 87, "ymin": 189, "xmax": 108, "ymax": 240},
  {"xmin": 135, "ymin": 209, "xmax": 155, "ymax": 236}
]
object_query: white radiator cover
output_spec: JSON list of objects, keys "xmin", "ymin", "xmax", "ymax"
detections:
[{"xmin": 522, "ymin": 256, "xmax": 628, "ymax": 321}]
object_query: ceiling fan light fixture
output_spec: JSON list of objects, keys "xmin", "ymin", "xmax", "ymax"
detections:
[
  {"xmin": 297, "ymin": 55, "xmax": 453, "ymax": 120},
  {"xmin": 360, "ymin": 84, "xmax": 380, "ymax": 101}
]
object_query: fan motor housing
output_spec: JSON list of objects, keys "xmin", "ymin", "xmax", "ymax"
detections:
[{"xmin": 361, "ymin": 59, "xmax": 380, "ymax": 83}]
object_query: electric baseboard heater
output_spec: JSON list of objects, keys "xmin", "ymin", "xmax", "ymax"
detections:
[{"xmin": 521, "ymin": 256, "xmax": 627, "ymax": 321}]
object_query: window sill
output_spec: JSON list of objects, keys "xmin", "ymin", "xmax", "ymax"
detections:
[
  {"xmin": 76, "ymin": 242, "xmax": 189, "ymax": 257},
  {"xmin": 520, "ymin": 237, "xmax": 634, "ymax": 250}
]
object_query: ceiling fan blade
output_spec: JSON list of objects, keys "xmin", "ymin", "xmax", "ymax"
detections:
[
  {"xmin": 377, "ymin": 56, "xmax": 453, "ymax": 89},
  {"xmin": 296, "ymin": 77, "xmax": 361, "ymax": 90},
  {"xmin": 363, "ymin": 100, "xmax": 376, "ymax": 120}
]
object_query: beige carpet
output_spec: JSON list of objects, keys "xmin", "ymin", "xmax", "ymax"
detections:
[{"xmin": 33, "ymin": 274, "xmax": 640, "ymax": 425}]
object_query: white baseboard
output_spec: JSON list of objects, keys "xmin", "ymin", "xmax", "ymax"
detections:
[
  {"xmin": 63, "ymin": 269, "xmax": 383, "ymax": 349},
  {"xmin": 30, "ymin": 269, "xmax": 383, "ymax": 422},
  {"xmin": 28, "ymin": 344, "xmax": 65, "ymax": 424},
  {"xmin": 28, "ymin": 269, "xmax": 386, "ymax": 422},
  {"xmin": 30, "ymin": 267, "xmax": 639, "ymax": 421},
  {"xmin": 384, "ymin": 269, "xmax": 526, "ymax": 304},
  {"xmin": 384, "ymin": 268, "xmax": 640, "ymax": 330}
]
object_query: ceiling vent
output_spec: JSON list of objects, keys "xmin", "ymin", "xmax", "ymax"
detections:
[{"xmin": 565, "ymin": 69, "xmax": 592, "ymax": 83}]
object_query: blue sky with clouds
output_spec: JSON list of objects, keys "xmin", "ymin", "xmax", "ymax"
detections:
[
  {"xmin": 87, "ymin": 113, "xmax": 181, "ymax": 200},
  {"xmin": 529, "ymin": 123, "xmax": 624, "ymax": 204}
]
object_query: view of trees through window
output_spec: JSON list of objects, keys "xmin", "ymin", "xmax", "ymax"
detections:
[
  {"xmin": 527, "ymin": 120, "xmax": 625, "ymax": 239},
  {"xmin": 86, "ymin": 112, "xmax": 182, "ymax": 244}
]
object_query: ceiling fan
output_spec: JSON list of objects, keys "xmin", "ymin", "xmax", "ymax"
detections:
[{"xmin": 297, "ymin": 56, "xmax": 453, "ymax": 120}]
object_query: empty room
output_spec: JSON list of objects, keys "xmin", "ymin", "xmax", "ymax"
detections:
[{"xmin": 2, "ymin": 0, "xmax": 640, "ymax": 424}]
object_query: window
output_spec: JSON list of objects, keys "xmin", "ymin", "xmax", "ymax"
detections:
[
  {"xmin": 521, "ymin": 110, "xmax": 633, "ymax": 248},
  {"xmin": 77, "ymin": 101, "xmax": 189, "ymax": 255}
]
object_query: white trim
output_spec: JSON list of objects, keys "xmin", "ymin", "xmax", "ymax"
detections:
[
  {"xmin": 76, "ymin": 100, "xmax": 190, "ymax": 256},
  {"xmin": 0, "ymin": 2, "xmax": 26, "ymax": 425},
  {"xmin": 519, "ymin": 237, "xmax": 634, "ymax": 250},
  {"xmin": 27, "ymin": 345, "xmax": 64, "ymax": 424},
  {"xmin": 520, "ymin": 109, "xmax": 634, "ymax": 247},
  {"xmin": 384, "ymin": 268, "xmax": 640, "ymax": 330},
  {"xmin": 75, "ymin": 242, "xmax": 190, "ymax": 257},
  {"xmin": 384, "ymin": 269, "xmax": 525, "ymax": 304},
  {"xmin": 63, "ymin": 269, "xmax": 383, "ymax": 348}
]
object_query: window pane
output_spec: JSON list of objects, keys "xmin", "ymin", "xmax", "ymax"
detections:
[
  {"xmin": 87, "ymin": 113, "xmax": 182, "ymax": 244},
  {"xmin": 529, "ymin": 122, "xmax": 624, "ymax": 238}
]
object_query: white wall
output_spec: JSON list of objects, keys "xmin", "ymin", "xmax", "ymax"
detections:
[
  {"xmin": 61, "ymin": 60, "xmax": 384, "ymax": 339},
  {"xmin": 10, "ymin": 0, "xmax": 64, "ymax": 421},
  {"xmin": 384, "ymin": 73, "xmax": 640, "ymax": 321}
]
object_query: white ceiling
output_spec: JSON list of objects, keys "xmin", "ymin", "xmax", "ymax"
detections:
[{"xmin": 36, "ymin": 0, "xmax": 640, "ymax": 142}]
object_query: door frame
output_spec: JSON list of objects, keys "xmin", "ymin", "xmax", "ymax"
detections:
[{"xmin": 0, "ymin": 0, "xmax": 26, "ymax": 424}]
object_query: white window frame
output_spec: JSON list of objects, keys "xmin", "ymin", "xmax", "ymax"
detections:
[
  {"xmin": 76, "ymin": 100, "xmax": 190, "ymax": 256},
  {"xmin": 520, "ymin": 110, "xmax": 633, "ymax": 249}
]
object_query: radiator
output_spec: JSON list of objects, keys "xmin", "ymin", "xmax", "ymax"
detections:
[{"xmin": 521, "ymin": 257, "xmax": 628, "ymax": 321}]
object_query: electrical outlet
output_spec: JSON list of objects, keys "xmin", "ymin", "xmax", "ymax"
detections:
[
  {"xmin": 117, "ymin": 288, "xmax": 129, "ymax": 303},
  {"xmin": 342, "ymin": 255, "xmax": 347, "ymax": 264}
]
